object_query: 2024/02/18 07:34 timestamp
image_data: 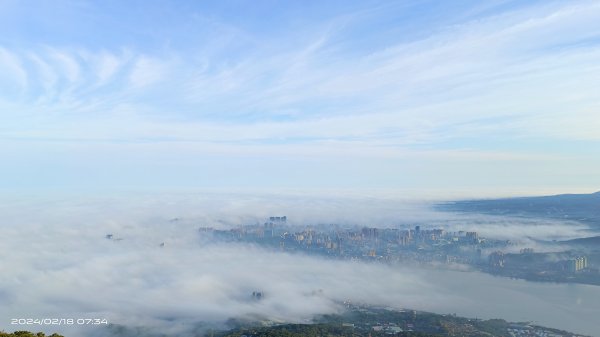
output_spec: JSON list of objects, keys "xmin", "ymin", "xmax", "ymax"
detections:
[{"xmin": 11, "ymin": 318, "xmax": 109, "ymax": 326}]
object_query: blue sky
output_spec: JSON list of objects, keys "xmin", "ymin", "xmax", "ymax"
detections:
[{"xmin": 1, "ymin": 0, "xmax": 600, "ymax": 196}]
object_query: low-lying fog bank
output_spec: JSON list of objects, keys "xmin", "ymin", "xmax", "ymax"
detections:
[{"xmin": 1, "ymin": 192, "xmax": 598, "ymax": 336}]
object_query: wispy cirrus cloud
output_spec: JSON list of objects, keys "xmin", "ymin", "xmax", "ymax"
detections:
[{"xmin": 1, "ymin": 0, "xmax": 600, "ymax": 190}]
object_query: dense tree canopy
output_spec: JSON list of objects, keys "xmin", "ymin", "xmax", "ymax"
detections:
[{"xmin": 0, "ymin": 332, "xmax": 64, "ymax": 337}]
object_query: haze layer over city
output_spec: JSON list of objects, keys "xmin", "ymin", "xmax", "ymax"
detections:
[{"xmin": 1, "ymin": 1, "xmax": 600, "ymax": 337}]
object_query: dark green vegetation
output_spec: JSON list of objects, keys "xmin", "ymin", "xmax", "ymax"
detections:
[
  {"xmin": 437, "ymin": 191, "xmax": 600, "ymax": 227},
  {"xmin": 217, "ymin": 307, "xmax": 584, "ymax": 337},
  {"xmin": 0, "ymin": 332, "xmax": 63, "ymax": 337},
  {"xmin": 219, "ymin": 324, "xmax": 431, "ymax": 337},
  {"xmin": 218, "ymin": 324, "xmax": 366, "ymax": 337},
  {"xmin": 56, "ymin": 307, "xmax": 586, "ymax": 337}
]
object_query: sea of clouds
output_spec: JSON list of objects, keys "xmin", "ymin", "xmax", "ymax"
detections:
[{"xmin": 1, "ymin": 191, "xmax": 598, "ymax": 336}]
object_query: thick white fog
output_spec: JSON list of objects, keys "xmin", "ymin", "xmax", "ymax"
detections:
[{"xmin": 1, "ymin": 192, "xmax": 598, "ymax": 336}]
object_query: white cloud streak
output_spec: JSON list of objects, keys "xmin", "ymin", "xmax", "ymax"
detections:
[
  {"xmin": 1, "ymin": 1, "xmax": 600, "ymax": 191},
  {"xmin": 0, "ymin": 1, "xmax": 599, "ymax": 145}
]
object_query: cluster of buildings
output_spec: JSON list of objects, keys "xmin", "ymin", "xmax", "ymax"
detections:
[
  {"xmin": 199, "ymin": 217, "xmax": 510, "ymax": 268},
  {"xmin": 483, "ymin": 245, "xmax": 598, "ymax": 285},
  {"xmin": 487, "ymin": 249, "xmax": 590, "ymax": 275},
  {"xmin": 507, "ymin": 323, "xmax": 585, "ymax": 337},
  {"xmin": 489, "ymin": 251, "xmax": 505, "ymax": 268},
  {"xmin": 566, "ymin": 256, "xmax": 588, "ymax": 272},
  {"xmin": 196, "ymin": 216, "xmax": 595, "ymax": 284}
]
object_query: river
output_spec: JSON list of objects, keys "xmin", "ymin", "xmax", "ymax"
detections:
[{"xmin": 411, "ymin": 268, "xmax": 599, "ymax": 336}]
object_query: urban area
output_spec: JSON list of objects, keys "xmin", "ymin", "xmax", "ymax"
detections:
[{"xmin": 193, "ymin": 216, "xmax": 598, "ymax": 285}]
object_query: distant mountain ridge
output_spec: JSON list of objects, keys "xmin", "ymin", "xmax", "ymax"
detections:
[
  {"xmin": 562, "ymin": 235, "xmax": 600, "ymax": 246},
  {"xmin": 437, "ymin": 191, "xmax": 600, "ymax": 227}
]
